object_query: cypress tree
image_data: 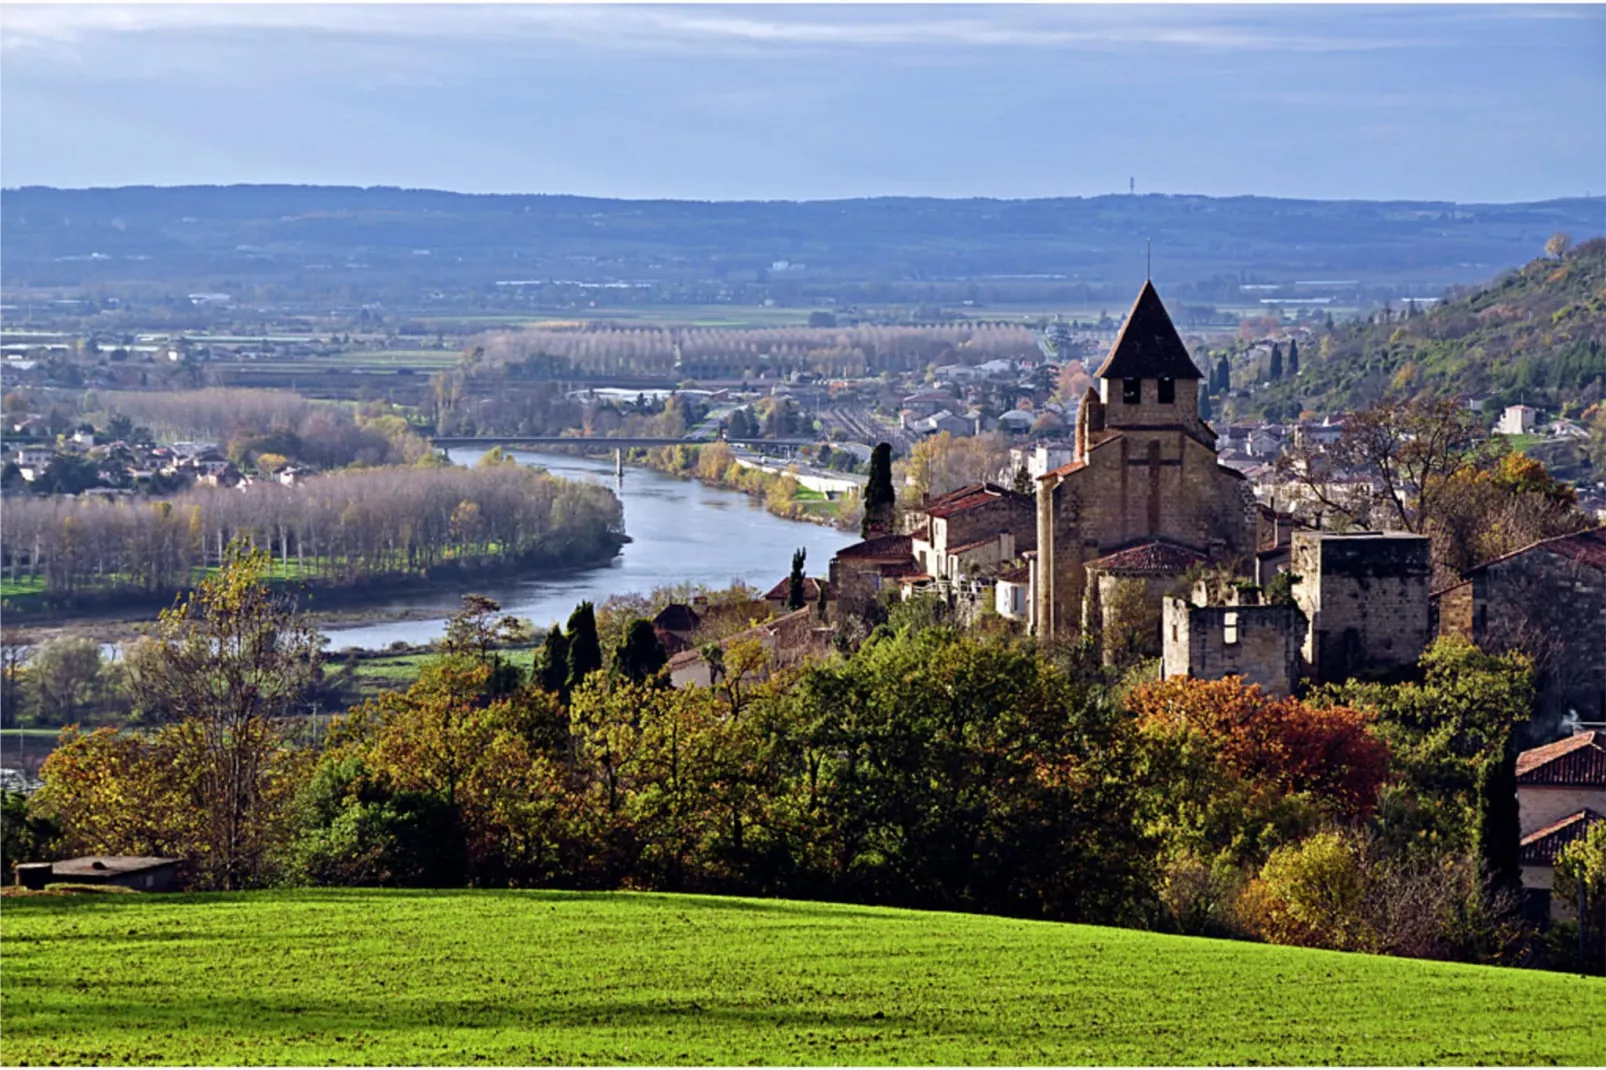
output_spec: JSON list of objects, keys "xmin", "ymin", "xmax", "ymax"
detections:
[
  {"xmin": 1214, "ymin": 355, "xmax": 1231, "ymax": 394},
  {"xmin": 862, "ymin": 442, "xmax": 896, "ymax": 538},
  {"xmin": 1287, "ymin": 338, "xmax": 1300, "ymax": 378},
  {"xmin": 613, "ymin": 618, "xmax": 667, "ymax": 683},
  {"xmin": 1012, "ymin": 464, "xmax": 1032, "ymax": 496},
  {"xmin": 565, "ymin": 601, "xmax": 603, "ymax": 691},
  {"xmin": 787, "ymin": 547, "xmax": 807, "ymax": 610},
  {"xmin": 1269, "ymin": 343, "xmax": 1284, "ymax": 381},
  {"xmin": 538, "ymin": 624, "xmax": 571, "ymax": 698},
  {"xmin": 1198, "ymin": 390, "xmax": 1213, "ymax": 423},
  {"xmin": 1475, "ymin": 732, "xmax": 1524, "ymax": 910}
]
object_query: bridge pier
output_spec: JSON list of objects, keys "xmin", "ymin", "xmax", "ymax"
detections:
[{"xmin": 615, "ymin": 448, "xmax": 623, "ymax": 478}]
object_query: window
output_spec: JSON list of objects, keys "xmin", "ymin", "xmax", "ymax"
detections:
[
  {"xmin": 1223, "ymin": 611, "xmax": 1239, "ymax": 645},
  {"xmin": 1157, "ymin": 378, "xmax": 1175, "ymax": 404},
  {"xmin": 1122, "ymin": 378, "xmax": 1141, "ymax": 404}
]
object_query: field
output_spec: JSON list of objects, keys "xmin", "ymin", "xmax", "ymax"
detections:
[{"xmin": 2, "ymin": 889, "xmax": 1602, "ymax": 1066}]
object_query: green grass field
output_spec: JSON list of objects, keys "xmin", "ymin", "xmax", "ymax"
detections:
[{"xmin": 2, "ymin": 889, "xmax": 1601, "ymax": 1066}]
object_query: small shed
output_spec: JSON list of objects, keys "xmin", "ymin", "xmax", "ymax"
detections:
[{"xmin": 17, "ymin": 856, "xmax": 183, "ymax": 892}]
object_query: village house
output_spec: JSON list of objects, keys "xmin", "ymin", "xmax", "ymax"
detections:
[
  {"xmin": 1161, "ymin": 580, "xmax": 1305, "ymax": 698},
  {"xmin": 907, "ymin": 482, "xmax": 1036, "ymax": 582},
  {"xmin": 1516, "ymin": 731, "xmax": 1606, "ymax": 924},
  {"xmin": 666, "ymin": 607, "xmax": 831, "ymax": 689},
  {"xmin": 1290, "ymin": 530, "xmax": 1433, "ymax": 684},
  {"xmin": 1495, "ymin": 404, "xmax": 1540, "ymax": 436},
  {"xmin": 1434, "ymin": 527, "xmax": 1606, "ymax": 721}
]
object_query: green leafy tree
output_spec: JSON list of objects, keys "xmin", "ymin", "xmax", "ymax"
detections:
[
  {"xmin": 25, "ymin": 636, "xmax": 107, "ymax": 725},
  {"xmin": 96, "ymin": 542, "xmax": 321, "ymax": 888}
]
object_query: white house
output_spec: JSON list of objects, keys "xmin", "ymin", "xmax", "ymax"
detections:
[{"xmin": 1496, "ymin": 404, "xmax": 1540, "ymax": 436}]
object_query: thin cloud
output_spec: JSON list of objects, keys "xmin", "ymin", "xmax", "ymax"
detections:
[{"xmin": 0, "ymin": 4, "xmax": 1427, "ymax": 56}]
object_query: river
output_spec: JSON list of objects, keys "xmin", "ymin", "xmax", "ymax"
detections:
[{"xmin": 319, "ymin": 448, "xmax": 858, "ymax": 650}]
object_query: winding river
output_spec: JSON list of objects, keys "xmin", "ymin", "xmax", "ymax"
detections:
[{"xmin": 319, "ymin": 449, "xmax": 858, "ymax": 650}]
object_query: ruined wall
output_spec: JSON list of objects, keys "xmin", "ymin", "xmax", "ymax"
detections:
[
  {"xmin": 1293, "ymin": 532, "xmax": 1432, "ymax": 684},
  {"xmin": 1162, "ymin": 598, "xmax": 1304, "ymax": 698},
  {"xmin": 1475, "ymin": 548, "xmax": 1606, "ymax": 722}
]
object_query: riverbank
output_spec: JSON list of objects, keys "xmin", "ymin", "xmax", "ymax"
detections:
[
  {"xmin": 630, "ymin": 443, "xmax": 861, "ymax": 530},
  {"xmin": 0, "ymin": 538, "xmax": 624, "ymax": 641}
]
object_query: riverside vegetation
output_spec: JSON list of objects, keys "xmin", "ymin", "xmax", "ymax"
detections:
[{"xmin": 8, "ymin": 545, "xmax": 1606, "ymax": 979}]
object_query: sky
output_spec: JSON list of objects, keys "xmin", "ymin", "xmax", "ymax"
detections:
[{"xmin": 2, "ymin": 3, "xmax": 1603, "ymax": 203}]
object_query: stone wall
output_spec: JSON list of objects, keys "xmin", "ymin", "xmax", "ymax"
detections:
[
  {"xmin": 1518, "ymin": 784, "xmax": 1606, "ymax": 838},
  {"xmin": 1162, "ymin": 597, "xmax": 1304, "ymax": 697},
  {"xmin": 1292, "ymin": 531, "xmax": 1432, "ymax": 684}
]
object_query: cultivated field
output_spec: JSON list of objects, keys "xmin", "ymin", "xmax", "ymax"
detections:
[{"xmin": 2, "ymin": 889, "xmax": 1602, "ymax": 1065}]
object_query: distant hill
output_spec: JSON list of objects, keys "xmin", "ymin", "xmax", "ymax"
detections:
[
  {"xmin": 2, "ymin": 185, "xmax": 1602, "ymax": 308},
  {"xmin": 1242, "ymin": 237, "xmax": 1606, "ymax": 421}
]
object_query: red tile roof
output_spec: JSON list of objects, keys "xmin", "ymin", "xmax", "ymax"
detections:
[
  {"xmin": 1516, "ymin": 731, "xmax": 1606, "ymax": 786},
  {"xmin": 1039, "ymin": 460, "xmax": 1088, "ymax": 480},
  {"xmin": 1469, "ymin": 526, "xmax": 1606, "ymax": 576},
  {"xmin": 835, "ymin": 534, "xmax": 913, "ymax": 560},
  {"xmin": 997, "ymin": 564, "xmax": 1032, "ymax": 584},
  {"xmin": 948, "ymin": 534, "xmax": 1004, "ymax": 555},
  {"xmin": 1085, "ymin": 540, "xmax": 1209, "ymax": 574},
  {"xmin": 1520, "ymin": 808, "xmax": 1603, "ymax": 866},
  {"xmin": 763, "ymin": 576, "xmax": 825, "ymax": 602},
  {"xmin": 923, "ymin": 484, "xmax": 1031, "ymax": 519}
]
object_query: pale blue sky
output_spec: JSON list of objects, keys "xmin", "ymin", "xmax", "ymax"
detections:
[{"xmin": 2, "ymin": 4, "xmax": 1602, "ymax": 202}]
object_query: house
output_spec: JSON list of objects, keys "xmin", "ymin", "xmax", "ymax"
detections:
[
  {"xmin": 901, "ymin": 391, "xmax": 957, "ymax": 417},
  {"xmin": 996, "ymin": 409, "xmax": 1035, "ymax": 435},
  {"xmin": 15, "ymin": 855, "xmax": 184, "ymax": 892},
  {"xmin": 907, "ymin": 483, "xmax": 1036, "ymax": 581},
  {"xmin": 667, "ymin": 607, "xmax": 831, "ymax": 689},
  {"xmin": 1516, "ymin": 731, "xmax": 1606, "ymax": 923},
  {"xmin": 763, "ymin": 575, "xmax": 826, "ymax": 614},
  {"xmin": 1496, "ymin": 404, "xmax": 1540, "ymax": 436},
  {"xmin": 995, "ymin": 561, "xmax": 1033, "ymax": 622},
  {"xmin": 1434, "ymin": 527, "xmax": 1606, "ymax": 721},
  {"xmin": 1009, "ymin": 444, "xmax": 1075, "ymax": 481},
  {"xmin": 1291, "ymin": 531, "xmax": 1433, "ymax": 685},
  {"xmin": 828, "ymin": 534, "xmax": 924, "ymax": 605}
]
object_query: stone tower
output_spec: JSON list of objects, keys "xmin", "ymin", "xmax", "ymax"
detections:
[{"xmin": 1035, "ymin": 282, "xmax": 1260, "ymax": 639}]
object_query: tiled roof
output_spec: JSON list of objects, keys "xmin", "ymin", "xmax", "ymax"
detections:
[
  {"xmin": 1039, "ymin": 460, "xmax": 1088, "ymax": 480},
  {"xmin": 927, "ymin": 489, "xmax": 1029, "ymax": 519},
  {"xmin": 1520, "ymin": 809, "xmax": 1603, "ymax": 866},
  {"xmin": 652, "ymin": 603, "xmax": 702, "ymax": 633},
  {"xmin": 1469, "ymin": 526, "xmax": 1606, "ymax": 576},
  {"xmin": 1093, "ymin": 281, "xmax": 1204, "ymax": 381},
  {"xmin": 763, "ymin": 575, "xmax": 824, "ymax": 602},
  {"xmin": 835, "ymin": 534, "xmax": 913, "ymax": 560},
  {"xmin": 997, "ymin": 564, "xmax": 1031, "ymax": 584},
  {"xmin": 1085, "ymin": 540, "xmax": 1209, "ymax": 574},
  {"xmin": 1516, "ymin": 731, "xmax": 1606, "ymax": 786}
]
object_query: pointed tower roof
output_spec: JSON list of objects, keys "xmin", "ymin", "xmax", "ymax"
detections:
[{"xmin": 1093, "ymin": 281, "xmax": 1203, "ymax": 381}]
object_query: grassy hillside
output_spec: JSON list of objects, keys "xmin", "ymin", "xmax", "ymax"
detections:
[
  {"xmin": 1247, "ymin": 237, "xmax": 1606, "ymax": 420},
  {"xmin": 3, "ymin": 888, "xmax": 1602, "ymax": 1066}
]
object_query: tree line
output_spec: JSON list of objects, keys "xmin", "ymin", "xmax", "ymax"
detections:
[
  {"xmin": 1, "ymin": 455, "xmax": 623, "ymax": 605},
  {"xmin": 13, "ymin": 549, "xmax": 1603, "ymax": 974}
]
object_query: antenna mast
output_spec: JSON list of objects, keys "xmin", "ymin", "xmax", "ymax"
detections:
[{"xmin": 1146, "ymin": 238, "xmax": 1152, "ymax": 282}]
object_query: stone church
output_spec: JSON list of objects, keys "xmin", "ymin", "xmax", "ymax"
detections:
[{"xmin": 1034, "ymin": 281, "xmax": 1264, "ymax": 638}]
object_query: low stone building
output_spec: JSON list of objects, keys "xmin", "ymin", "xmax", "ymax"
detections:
[
  {"xmin": 1434, "ymin": 527, "xmax": 1606, "ymax": 722},
  {"xmin": 1081, "ymin": 541, "xmax": 1208, "ymax": 663},
  {"xmin": 666, "ymin": 607, "xmax": 830, "ymax": 689},
  {"xmin": 16, "ymin": 856, "xmax": 183, "ymax": 892},
  {"xmin": 828, "ymin": 534, "xmax": 924, "ymax": 606},
  {"xmin": 1516, "ymin": 731, "xmax": 1606, "ymax": 923},
  {"xmin": 1290, "ymin": 530, "xmax": 1432, "ymax": 684},
  {"xmin": 1161, "ymin": 582, "xmax": 1305, "ymax": 698}
]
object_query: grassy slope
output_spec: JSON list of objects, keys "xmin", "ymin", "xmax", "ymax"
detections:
[{"xmin": 2, "ymin": 889, "xmax": 1602, "ymax": 1066}]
